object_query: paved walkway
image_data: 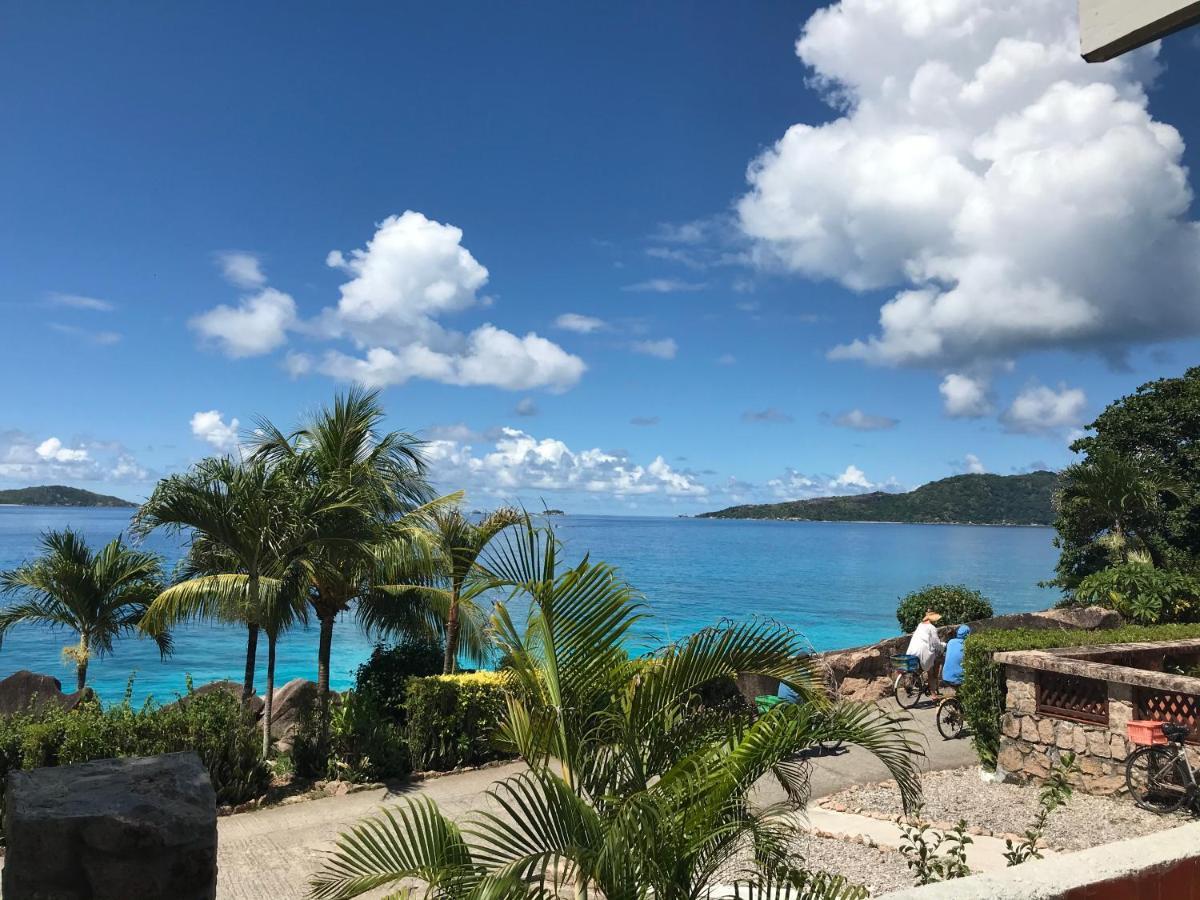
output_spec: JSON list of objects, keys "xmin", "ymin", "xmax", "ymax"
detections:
[{"xmin": 216, "ymin": 700, "xmax": 978, "ymax": 898}]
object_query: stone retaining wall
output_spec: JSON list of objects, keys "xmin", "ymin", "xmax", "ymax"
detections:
[{"xmin": 997, "ymin": 666, "xmax": 1133, "ymax": 794}]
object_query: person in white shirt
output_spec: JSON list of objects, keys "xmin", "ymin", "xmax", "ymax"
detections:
[{"xmin": 905, "ymin": 610, "xmax": 947, "ymax": 698}]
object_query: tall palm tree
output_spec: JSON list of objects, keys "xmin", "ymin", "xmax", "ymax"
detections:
[
  {"xmin": 1059, "ymin": 449, "xmax": 1179, "ymax": 565},
  {"xmin": 142, "ymin": 536, "xmax": 312, "ymax": 755},
  {"xmin": 249, "ymin": 388, "xmax": 434, "ymax": 721},
  {"xmin": 383, "ymin": 505, "xmax": 523, "ymax": 673},
  {"xmin": 310, "ymin": 522, "xmax": 921, "ymax": 898},
  {"xmin": 0, "ymin": 529, "xmax": 169, "ymax": 691}
]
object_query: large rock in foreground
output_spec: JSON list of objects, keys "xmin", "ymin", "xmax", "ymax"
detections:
[
  {"xmin": 0, "ymin": 669, "xmax": 90, "ymax": 717},
  {"xmin": 3, "ymin": 751, "xmax": 217, "ymax": 900},
  {"xmin": 268, "ymin": 677, "xmax": 320, "ymax": 740}
]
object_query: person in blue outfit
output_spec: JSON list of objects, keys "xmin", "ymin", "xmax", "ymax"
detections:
[{"xmin": 941, "ymin": 624, "xmax": 970, "ymax": 687}]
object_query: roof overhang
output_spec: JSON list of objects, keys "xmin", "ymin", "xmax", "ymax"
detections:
[{"xmin": 1081, "ymin": 0, "xmax": 1200, "ymax": 62}]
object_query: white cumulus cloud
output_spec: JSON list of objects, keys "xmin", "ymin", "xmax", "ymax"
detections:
[
  {"xmin": 738, "ymin": 0, "xmax": 1200, "ymax": 369},
  {"xmin": 957, "ymin": 453, "xmax": 987, "ymax": 475},
  {"xmin": 423, "ymin": 426, "xmax": 707, "ymax": 500},
  {"xmin": 216, "ymin": 252, "xmax": 267, "ymax": 289},
  {"xmin": 190, "ymin": 410, "xmax": 241, "ymax": 453},
  {"xmin": 939, "ymin": 373, "xmax": 993, "ymax": 418},
  {"xmin": 35, "ymin": 437, "xmax": 90, "ymax": 463},
  {"xmin": 190, "ymin": 287, "xmax": 297, "ymax": 358},
  {"xmin": 0, "ymin": 431, "xmax": 150, "ymax": 485},
  {"xmin": 1001, "ymin": 382, "xmax": 1087, "ymax": 435}
]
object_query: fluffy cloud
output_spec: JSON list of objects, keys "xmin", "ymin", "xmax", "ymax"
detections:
[
  {"xmin": 939, "ymin": 373, "xmax": 993, "ymax": 418},
  {"xmin": 763, "ymin": 464, "xmax": 895, "ymax": 500},
  {"xmin": 190, "ymin": 410, "xmax": 241, "ymax": 453},
  {"xmin": 742, "ymin": 408, "xmax": 793, "ymax": 424},
  {"xmin": 1001, "ymin": 382, "xmax": 1088, "ymax": 434},
  {"xmin": 0, "ymin": 431, "xmax": 149, "ymax": 485},
  {"xmin": 831, "ymin": 409, "xmax": 898, "ymax": 431},
  {"xmin": 739, "ymin": 0, "xmax": 1200, "ymax": 369},
  {"xmin": 193, "ymin": 213, "xmax": 584, "ymax": 392},
  {"xmin": 190, "ymin": 288, "xmax": 297, "ymax": 357},
  {"xmin": 423, "ymin": 427, "xmax": 707, "ymax": 499},
  {"xmin": 630, "ymin": 338, "xmax": 678, "ymax": 360},
  {"xmin": 216, "ymin": 252, "xmax": 267, "ymax": 289},
  {"xmin": 956, "ymin": 453, "xmax": 987, "ymax": 475},
  {"xmin": 554, "ymin": 313, "xmax": 607, "ymax": 334}
]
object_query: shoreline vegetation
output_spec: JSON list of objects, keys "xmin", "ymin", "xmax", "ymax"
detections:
[
  {"xmin": 0, "ymin": 485, "xmax": 136, "ymax": 508},
  {"xmin": 699, "ymin": 471, "xmax": 1058, "ymax": 526}
]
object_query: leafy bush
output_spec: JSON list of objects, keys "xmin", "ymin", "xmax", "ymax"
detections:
[
  {"xmin": 404, "ymin": 672, "xmax": 513, "ymax": 771},
  {"xmin": 959, "ymin": 623, "xmax": 1200, "ymax": 768},
  {"xmin": 1074, "ymin": 562, "xmax": 1200, "ymax": 624},
  {"xmin": 896, "ymin": 585, "xmax": 993, "ymax": 634},
  {"xmin": 0, "ymin": 682, "xmax": 269, "ymax": 840},
  {"xmin": 292, "ymin": 690, "xmax": 411, "ymax": 783},
  {"xmin": 354, "ymin": 636, "xmax": 445, "ymax": 723}
]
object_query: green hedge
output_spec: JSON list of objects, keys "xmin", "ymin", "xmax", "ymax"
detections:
[
  {"xmin": 896, "ymin": 585, "xmax": 993, "ymax": 634},
  {"xmin": 0, "ymin": 685, "xmax": 269, "ymax": 839},
  {"xmin": 404, "ymin": 672, "xmax": 513, "ymax": 771},
  {"xmin": 960, "ymin": 623, "xmax": 1200, "ymax": 769},
  {"xmin": 354, "ymin": 636, "xmax": 445, "ymax": 723}
]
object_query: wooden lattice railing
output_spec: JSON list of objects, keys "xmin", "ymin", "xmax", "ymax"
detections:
[
  {"xmin": 1037, "ymin": 671, "xmax": 1108, "ymax": 724},
  {"xmin": 1136, "ymin": 689, "xmax": 1200, "ymax": 744}
]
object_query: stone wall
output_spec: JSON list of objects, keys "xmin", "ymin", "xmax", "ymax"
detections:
[{"xmin": 996, "ymin": 665, "xmax": 1134, "ymax": 795}]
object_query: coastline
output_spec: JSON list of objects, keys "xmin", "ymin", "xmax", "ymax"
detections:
[{"xmin": 697, "ymin": 516, "xmax": 1053, "ymax": 528}]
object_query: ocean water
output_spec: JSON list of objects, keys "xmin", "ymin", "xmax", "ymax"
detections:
[{"xmin": 0, "ymin": 507, "xmax": 1060, "ymax": 704}]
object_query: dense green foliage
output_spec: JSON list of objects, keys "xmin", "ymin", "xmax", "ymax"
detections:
[
  {"xmin": 402, "ymin": 672, "xmax": 512, "ymax": 771},
  {"xmin": 0, "ymin": 485, "xmax": 136, "ymax": 507},
  {"xmin": 311, "ymin": 521, "xmax": 918, "ymax": 899},
  {"xmin": 0, "ymin": 683, "xmax": 268, "ymax": 837},
  {"xmin": 1075, "ymin": 562, "xmax": 1200, "ymax": 624},
  {"xmin": 959, "ymin": 624, "xmax": 1200, "ymax": 768},
  {"xmin": 701, "ymin": 472, "xmax": 1057, "ymax": 525},
  {"xmin": 353, "ymin": 636, "xmax": 445, "ymax": 721},
  {"xmin": 293, "ymin": 690, "xmax": 411, "ymax": 783},
  {"xmin": 896, "ymin": 585, "xmax": 994, "ymax": 633},
  {"xmin": 1053, "ymin": 366, "xmax": 1200, "ymax": 591}
]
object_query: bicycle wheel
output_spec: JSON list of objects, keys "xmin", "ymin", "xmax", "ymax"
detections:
[
  {"xmin": 1126, "ymin": 746, "xmax": 1192, "ymax": 814},
  {"xmin": 894, "ymin": 672, "xmax": 921, "ymax": 709},
  {"xmin": 936, "ymin": 698, "xmax": 965, "ymax": 740}
]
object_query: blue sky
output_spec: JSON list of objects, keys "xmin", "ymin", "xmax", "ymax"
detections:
[{"xmin": 4, "ymin": 1, "xmax": 1200, "ymax": 514}]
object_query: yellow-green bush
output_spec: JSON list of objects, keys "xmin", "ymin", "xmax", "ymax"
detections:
[{"xmin": 404, "ymin": 672, "xmax": 513, "ymax": 771}]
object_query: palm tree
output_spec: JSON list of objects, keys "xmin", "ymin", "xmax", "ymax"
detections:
[
  {"xmin": 383, "ymin": 505, "xmax": 523, "ymax": 673},
  {"xmin": 249, "ymin": 388, "xmax": 434, "ymax": 721},
  {"xmin": 310, "ymin": 522, "xmax": 921, "ymax": 898},
  {"xmin": 0, "ymin": 529, "xmax": 169, "ymax": 691},
  {"xmin": 1059, "ymin": 449, "xmax": 1179, "ymax": 565}
]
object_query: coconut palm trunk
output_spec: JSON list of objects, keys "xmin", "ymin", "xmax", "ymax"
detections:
[
  {"xmin": 242, "ymin": 623, "xmax": 259, "ymax": 702},
  {"xmin": 442, "ymin": 586, "xmax": 461, "ymax": 674},
  {"xmin": 75, "ymin": 634, "xmax": 89, "ymax": 692},
  {"xmin": 263, "ymin": 631, "xmax": 278, "ymax": 756}
]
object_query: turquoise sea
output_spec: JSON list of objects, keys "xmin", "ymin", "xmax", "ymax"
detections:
[{"xmin": 0, "ymin": 506, "xmax": 1060, "ymax": 704}]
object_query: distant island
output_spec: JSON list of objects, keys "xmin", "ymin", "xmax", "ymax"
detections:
[
  {"xmin": 542, "ymin": 509, "xmax": 566, "ymax": 516},
  {"xmin": 698, "ymin": 471, "xmax": 1058, "ymax": 526},
  {"xmin": 0, "ymin": 485, "xmax": 137, "ymax": 508}
]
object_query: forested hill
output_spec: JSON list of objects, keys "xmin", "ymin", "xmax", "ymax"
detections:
[
  {"xmin": 698, "ymin": 471, "xmax": 1058, "ymax": 526},
  {"xmin": 0, "ymin": 485, "xmax": 137, "ymax": 508}
]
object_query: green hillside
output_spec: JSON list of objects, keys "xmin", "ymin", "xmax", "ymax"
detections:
[
  {"xmin": 699, "ymin": 471, "xmax": 1058, "ymax": 526},
  {"xmin": 0, "ymin": 485, "xmax": 137, "ymax": 508}
]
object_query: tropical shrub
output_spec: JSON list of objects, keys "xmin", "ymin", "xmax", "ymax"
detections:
[
  {"xmin": 311, "ymin": 520, "xmax": 919, "ymax": 898},
  {"xmin": 293, "ymin": 690, "xmax": 411, "ymax": 783},
  {"xmin": 1074, "ymin": 562, "xmax": 1200, "ymax": 624},
  {"xmin": 959, "ymin": 624, "xmax": 1200, "ymax": 768},
  {"xmin": 353, "ymin": 636, "xmax": 445, "ymax": 722},
  {"xmin": 896, "ymin": 584, "xmax": 993, "ymax": 633},
  {"xmin": 403, "ymin": 671, "xmax": 512, "ymax": 771},
  {"xmin": 0, "ymin": 683, "xmax": 269, "ymax": 840}
]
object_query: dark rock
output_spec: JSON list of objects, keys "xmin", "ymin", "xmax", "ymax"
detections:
[
  {"xmin": 0, "ymin": 669, "xmax": 91, "ymax": 718},
  {"xmin": 268, "ymin": 678, "xmax": 320, "ymax": 739},
  {"xmin": 3, "ymin": 751, "xmax": 217, "ymax": 900}
]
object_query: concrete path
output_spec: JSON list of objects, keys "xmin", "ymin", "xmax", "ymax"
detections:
[{"xmin": 216, "ymin": 699, "xmax": 977, "ymax": 898}]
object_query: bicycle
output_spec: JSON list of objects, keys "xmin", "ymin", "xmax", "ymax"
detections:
[
  {"xmin": 1125, "ymin": 721, "xmax": 1198, "ymax": 814},
  {"xmin": 891, "ymin": 654, "xmax": 966, "ymax": 739}
]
